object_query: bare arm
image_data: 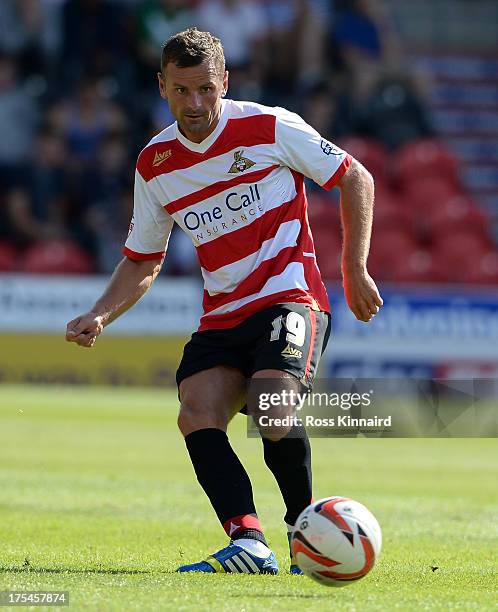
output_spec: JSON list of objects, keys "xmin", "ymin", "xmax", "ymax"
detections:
[
  {"xmin": 337, "ymin": 158, "xmax": 383, "ymax": 322},
  {"xmin": 65, "ymin": 256, "xmax": 163, "ymax": 347}
]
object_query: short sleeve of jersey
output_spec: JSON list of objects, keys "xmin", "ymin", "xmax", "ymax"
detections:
[
  {"xmin": 123, "ymin": 169, "xmax": 174, "ymax": 261},
  {"xmin": 274, "ymin": 108, "xmax": 352, "ymax": 189}
]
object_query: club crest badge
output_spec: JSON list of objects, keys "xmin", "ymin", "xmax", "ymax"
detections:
[
  {"xmin": 320, "ymin": 139, "xmax": 342, "ymax": 156},
  {"xmin": 228, "ymin": 150, "xmax": 256, "ymax": 173}
]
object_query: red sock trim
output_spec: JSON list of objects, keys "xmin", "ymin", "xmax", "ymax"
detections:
[{"xmin": 223, "ymin": 514, "xmax": 263, "ymax": 538}]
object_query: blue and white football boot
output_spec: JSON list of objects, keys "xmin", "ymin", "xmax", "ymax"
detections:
[
  {"xmin": 287, "ymin": 529, "xmax": 304, "ymax": 575},
  {"xmin": 176, "ymin": 539, "xmax": 279, "ymax": 574}
]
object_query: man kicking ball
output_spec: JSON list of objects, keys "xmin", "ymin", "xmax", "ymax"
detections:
[{"xmin": 66, "ymin": 28, "xmax": 382, "ymax": 575}]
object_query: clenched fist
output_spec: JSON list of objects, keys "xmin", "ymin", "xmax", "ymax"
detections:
[
  {"xmin": 343, "ymin": 268, "xmax": 383, "ymax": 322},
  {"xmin": 66, "ymin": 312, "xmax": 105, "ymax": 348}
]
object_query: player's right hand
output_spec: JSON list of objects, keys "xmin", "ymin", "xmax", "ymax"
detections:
[{"xmin": 65, "ymin": 312, "xmax": 105, "ymax": 348}]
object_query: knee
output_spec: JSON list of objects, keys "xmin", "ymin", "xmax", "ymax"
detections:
[
  {"xmin": 260, "ymin": 429, "xmax": 288, "ymax": 443},
  {"xmin": 177, "ymin": 395, "xmax": 227, "ymax": 437},
  {"xmin": 177, "ymin": 400, "xmax": 206, "ymax": 436}
]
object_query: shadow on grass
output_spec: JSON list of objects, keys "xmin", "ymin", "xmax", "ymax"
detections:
[
  {"xmin": 0, "ymin": 567, "xmax": 333, "ymax": 598},
  {"xmin": 236, "ymin": 593, "xmax": 330, "ymax": 599},
  {"xmin": 0, "ymin": 566, "xmax": 162, "ymax": 576}
]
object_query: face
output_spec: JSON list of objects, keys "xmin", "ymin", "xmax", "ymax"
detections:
[{"xmin": 158, "ymin": 59, "xmax": 228, "ymax": 143}]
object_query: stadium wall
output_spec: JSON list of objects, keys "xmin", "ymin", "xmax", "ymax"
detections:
[
  {"xmin": 326, "ymin": 282, "xmax": 498, "ymax": 380},
  {"xmin": 0, "ymin": 275, "xmax": 202, "ymax": 386},
  {"xmin": 1, "ymin": 275, "xmax": 497, "ymax": 386}
]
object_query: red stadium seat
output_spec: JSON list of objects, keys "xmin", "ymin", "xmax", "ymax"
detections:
[
  {"xmin": 432, "ymin": 231, "xmax": 490, "ymax": 283},
  {"xmin": 368, "ymin": 229, "xmax": 419, "ymax": 281},
  {"xmin": 0, "ymin": 242, "xmax": 17, "ymax": 272},
  {"xmin": 389, "ymin": 249, "xmax": 444, "ymax": 284},
  {"xmin": 374, "ymin": 186, "xmax": 400, "ymax": 209},
  {"xmin": 464, "ymin": 251, "xmax": 498, "ymax": 286},
  {"xmin": 400, "ymin": 178, "xmax": 464, "ymax": 243},
  {"xmin": 395, "ymin": 139, "xmax": 460, "ymax": 188},
  {"xmin": 312, "ymin": 225, "xmax": 342, "ymax": 281},
  {"xmin": 315, "ymin": 238, "xmax": 342, "ymax": 281},
  {"xmin": 402, "ymin": 176, "xmax": 461, "ymax": 214},
  {"xmin": 20, "ymin": 240, "xmax": 94, "ymax": 274},
  {"xmin": 374, "ymin": 197, "xmax": 413, "ymax": 233},
  {"xmin": 339, "ymin": 137, "xmax": 390, "ymax": 184},
  {"xmin": 307, "ymin": 193, "xmax": 341, "ymax": 229},
  {"xmin": 424, "ymin": 195, "xmax": 490, "ymax": 243}
]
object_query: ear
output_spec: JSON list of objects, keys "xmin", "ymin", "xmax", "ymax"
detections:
[
  {"xmin": 222, "ymin": 70, "xmax": 229, "ymax": 97},
  {"xmin": 157, "ymin": 72, "xmax": 168, "ymax": 101}
]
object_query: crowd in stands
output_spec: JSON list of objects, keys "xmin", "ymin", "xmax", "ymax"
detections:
[{"xmin": 0, "ymin": 0, "xmax": 496, "ymax": 285}]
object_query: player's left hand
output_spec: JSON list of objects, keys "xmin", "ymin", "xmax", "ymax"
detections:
[{"xmin": 342, "ymin": 267, "xmax": 383, "ymax": 322}]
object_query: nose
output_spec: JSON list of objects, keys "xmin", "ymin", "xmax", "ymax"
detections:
[{"xmin": 187, "ymin": 91, "xmax": 202, "ymax": 111}]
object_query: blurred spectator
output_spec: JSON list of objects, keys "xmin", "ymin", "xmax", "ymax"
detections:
[
  {"xmin": 166, "ymin": 226, "xmax": 200, "ymax": 277},
  {"xmin": 47, "ymin": 78, "xmax": 126, "ymax": 167},
  {"xmin": 295, "ymin": 0, "xmax": 334, "ymax": 87},
  {"xmin": 0, "ymin": 0, "xmax": 43, "ymax": 75},
  {"xmin": 196, "ymin": 0, "xmax": 266, "ymax": 70},
  {"xmin": 0, "ymin": 52, "xmax": 39, "ymax": 181},
  {"xmin": 301, "ymin": 80, "xmax": 353, "ymax": 141},
  {"xmin": 333, "ymin": 0, "xmax": 401, "ymax": 69},
  {"xmin": 1, "ymin": 0, "xmax": 491, "ymax": 284},
  {"xmin": 196, "ymin": 0, "xmax": 267, "ymax": 101},
  {"xmin": 85, "ymin": 185, "xmax": 134, "ymax": 274},
  {"xmin": 82, "ymin": 132, "xmax": 133, "ymax": 272},
  {"xmin": 331, "ymin": 0, "xmax": 402, "ymax": 112},
  {"xmin": 5, "ymin": 127, "xmax": 68, "ymax": 247},
  {"xmin": 61, "ymin": 0, "xmax": 134, "ymax": 88},
  {"xmin": 260, "ymin": 0, "xmax": 300, "ymax": 102},
  {"xmin": 354, "ymin": 73, "xmax": 433, "ymax": 149},
  {"xmin": 136, "ymin": 0, "xmax": 195, "ymax": 78}
]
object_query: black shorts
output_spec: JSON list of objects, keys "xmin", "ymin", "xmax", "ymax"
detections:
[{"xmin": 176, "ymin": 302, "xmax": 331, "ymax": 390}]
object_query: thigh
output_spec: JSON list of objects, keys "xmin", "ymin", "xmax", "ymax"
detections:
[
  {"xmin": 179, "ymin": 365, "xmax": 247, "ymax": 434},
  {"xmin": 250, "ymin": 303, "xmax": 331, "ymax": 388}
]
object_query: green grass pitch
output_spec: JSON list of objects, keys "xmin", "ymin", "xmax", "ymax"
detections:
[{"xmin": 0, "ymin": 385, "xmax": 496, "ymax": 611}]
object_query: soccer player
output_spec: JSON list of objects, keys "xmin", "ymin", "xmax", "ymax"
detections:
[{"xmin": 66, "ymin": 28, "xmax": 382, "ymax": 575}]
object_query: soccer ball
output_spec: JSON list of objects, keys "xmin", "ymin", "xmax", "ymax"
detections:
[{"xmin": 291, "ymin": 496, "xmax": 382, "ymax": 587}]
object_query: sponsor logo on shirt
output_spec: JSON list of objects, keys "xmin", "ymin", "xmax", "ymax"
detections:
[
  {"xmin": 320, "ymin": 139, "xmax": 342, "ymax": 156},
  {"xmin": 183, "ymin": 183, "xmax": 263, "ymax": 234},
  {"xmin": 152, "ymin": 149, "xmax": 172, "ymax": 167},
  {"xmin": 182, "ymin": 183, "xmax": 264, "ymax": 244},
  {"xmin": 228, "ymin": 150, "xmax": 256, "ymax": 173},
  {"xmin": 281, "ymin": 343, "xmax": 303, "ymax": 359}
]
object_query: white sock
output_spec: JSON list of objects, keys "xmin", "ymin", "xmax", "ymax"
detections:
[{"xmin": 234, "ymin": 538, "xmax": 271, "ymax": 558}]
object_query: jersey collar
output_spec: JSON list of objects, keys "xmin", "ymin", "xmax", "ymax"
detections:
[{"xmin": 174, "ymin": 99, "xmax": 229, "ymax": 153}]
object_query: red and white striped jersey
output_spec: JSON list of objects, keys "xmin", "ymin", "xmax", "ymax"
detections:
[{"xmin": 124, "ymin": 99, "xmax": 351, "ymax": 331}]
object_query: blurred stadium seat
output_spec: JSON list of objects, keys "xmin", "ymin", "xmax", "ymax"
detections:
[
  {"xmin": 19, "ymin": 240, "xmax": 95, "ymax": 275},
  {"xmin": 374, "ymin": 192, "xmax": 413, "ymax": 233},
  {"xmin": 368, "ymin": 228, "xmax": 419, "ymax": 281},
  {"xmin": 432, "ymin": 231, "xmax": 490, "ymax": 283},
  {"xmin": 423, "ymin": 195, "xmax": 490, "ymax": 243},
  {"xmin": 465, "ymin": 251, "xmax": 498, "ymax": 285},
  {"xmin": 0, "ymin": 242, "xmax": 17, "ymax": 272},
  {"xmin": 339, "ymin": 137, "xmax": 390, "ymax": 186},
  {"xmin": 395, "ymin": 139, "xmax": 460, "ymax": 187},
  {"xmin": 390, "ymin": 248, "xmax": 442, "ymax": 284},
  {"xmin": 0, "ymin": 1, "xmax": 495, "ymax": 291},
  {"xmin": 307, "ymin": 193, "xmax": 341, "ymax": 229},
  {"xmin": 313, "ymin": 227, "xmax": 342, "ymax": 280},
  {"xmin": 402, "ymin": 176, "xmax": 462, "ymax": 213}
]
